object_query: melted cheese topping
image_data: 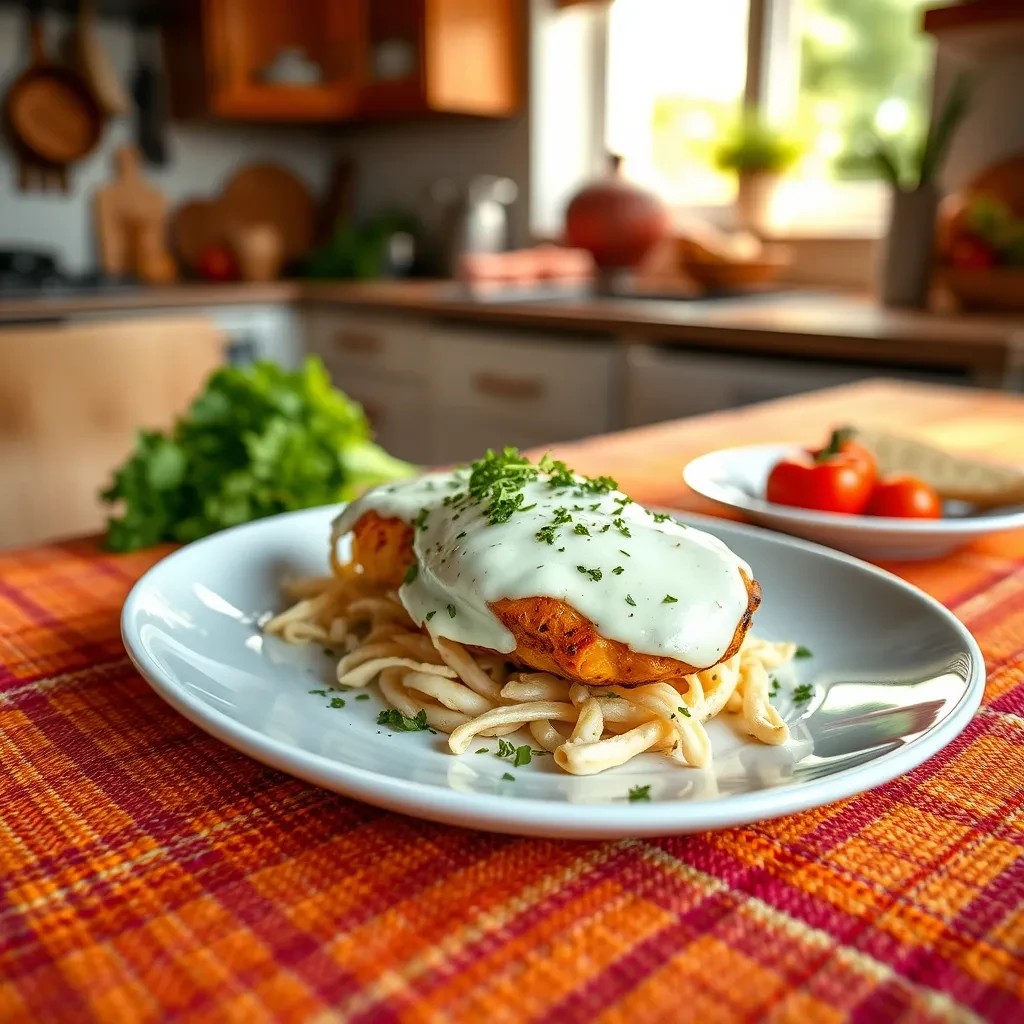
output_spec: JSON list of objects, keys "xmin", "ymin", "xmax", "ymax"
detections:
[{"xmin": 332, "ymin": 470, "xmax": 753, "ymax": 670}]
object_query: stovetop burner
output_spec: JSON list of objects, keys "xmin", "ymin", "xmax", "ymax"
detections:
[{"xmin": 0, "ymin": 248, "xmax": 142, "ymax": 299}]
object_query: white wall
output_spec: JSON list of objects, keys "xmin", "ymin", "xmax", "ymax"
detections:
[{"xmin": 0, "ymin": 9, "xmax": 338, "ymax": 272}]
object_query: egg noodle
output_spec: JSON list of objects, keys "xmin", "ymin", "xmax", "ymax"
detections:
[{"xmin": 265, "ymin": 556, "xmax": 795, "ymax": 775}]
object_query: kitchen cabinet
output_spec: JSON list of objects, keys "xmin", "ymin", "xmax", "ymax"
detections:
[
  {"xmin": 306, "ymin": 311, "xmax": 618, "ymax": 465},
  {"xmin": 165, "ymin": 0, "xmax": 363, "ymax": 121},
  {"xmin": 428, "ymin": 325, "xmax": 618, "ymax": 462},
  {"xmin": 360, "ymin": 0, "xmax": 522, "ymax": 118},
  {"xmin": 622, "ymin": 345, "xmax": 970, "ymax": 428},
  {"xmin": 0, "ymin": 316, "xmax": 225, "ymax": 548},
  {"xmin": 165, "ymin": 0, "xmax": 522, "ymax": 123},
  {"xmin": 306, "ymin": 309, "xmax": 435, "ymax": 464}
]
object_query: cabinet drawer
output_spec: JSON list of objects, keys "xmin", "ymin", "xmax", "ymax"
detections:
[
  {"xmin": 429, "ymin": 328, "xmax": 617, "ymax": 436},
  {"xmin": 624, "ymin": 346, "xmax": 873, "ymax": 427},
  {"xmin": 431, "ymin": 409, "xmax": 574, "ymax": 465},
  {"xmin": 307, "ymin": 310, "xmax": 428, "ymax": 379},
  {"xmin": 325, "ymin": 368, "xmax": 433, "ymax": 466}
]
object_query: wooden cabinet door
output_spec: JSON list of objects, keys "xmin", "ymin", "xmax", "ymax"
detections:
[
  {"xmin": 0, "ymin": 317, "xmax": 225, "ymax": 548},
  {"xmin": 204, "ymin": 0, "xmax": 363, "ymax": 120}
]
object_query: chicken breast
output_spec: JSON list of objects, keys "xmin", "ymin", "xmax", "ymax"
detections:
[{"xmin": 350, "ymin": 510, "xmax": 760, "ymax": 686}]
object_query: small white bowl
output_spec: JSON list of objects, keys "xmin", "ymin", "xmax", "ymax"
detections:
[{"xmin": 684, "ymin": 444, "xmax": 1024, "ymax": 561}]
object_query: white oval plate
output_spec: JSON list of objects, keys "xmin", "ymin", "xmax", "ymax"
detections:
[
  {"xmin": 685, "ymin": 444, "xmax": 1024, "ymax": 561},
  {"xmin": 122, "ymin": 506, "xmax": 984, "ymax": 839}
]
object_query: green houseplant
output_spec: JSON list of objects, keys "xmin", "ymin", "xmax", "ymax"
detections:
[{"xmin": 714, "ymin": 112, "xmax": 803, "ymax": 234}]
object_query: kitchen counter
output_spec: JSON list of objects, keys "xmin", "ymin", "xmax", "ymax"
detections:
[{"xmin": 3, "ymin": 278, "xmax": 1023, "ymax": 384}]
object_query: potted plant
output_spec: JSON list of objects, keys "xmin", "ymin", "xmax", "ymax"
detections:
[
  {"xmin": 872, "ymin": 73, "xmax": 972, "ymax": 309},
  {"xmin": 714, "ymin": 112, "xmax": 803, "ymax": 234}
]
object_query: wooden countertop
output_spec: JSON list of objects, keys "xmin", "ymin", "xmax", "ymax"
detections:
[
  {"xmin": 2, "ymin": 278, "xmax": 1022, "ymax": 382},
  {"xmin": 542, "ymin": 378, "xmax": 1024, "ymax": 522}
]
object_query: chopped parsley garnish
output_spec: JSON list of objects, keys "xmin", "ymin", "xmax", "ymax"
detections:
[
  {"xmin": 677, "ymin": 706, "xmax": 691, "ymax": 718},
  {"xmin": 447, "ymin": 604, "xmax": 457, "ymax": 618},
  {"xmin": 652, "ymin": 512, "xmax": 672, "ymax": 523},
  {"xmin": 425, "ymin": 610, "xmax": 436, "ymax": 621},
  {"xmin": 557, "ymin": 546, "xmax": 565, "ymax": 552},
  {"xmin": 329, "ymin": 697, "xmax": 346, "ymax": 708},
  {"xmin": 620, "ymin": 549, "xmax": 631, "ymax": 557},
  {"xmin": 662, "ymin": 594, "xmax": 678, "ymax": 604},
  {"xmin": 502, "ymin": 772, "xmax": 516, "ymax": 782},
  {"xmin": 308, "ymin": 689, "xmax": 329, "ymax": 696},
  {"xmin": 612, "ymin": 566, "xmax": 624, "ymax": 575},
  {"xmin": 456, "ymin": 531, "xmax": 466, "ymax": 539},
  {"xmin": 536, "ymin": 524, "xmax": 557, "ymax": 545},
  {"xmin": 496, "ymin": 739, "xmax": 533, "ymax": 767},
  {"xmin": 600, "ymin": 524, "xmax": 611, "ymax": 533},
  {"xmin": 769, "ymin": 677, "xmax": 780, "ymax": 697},
  {"xmin": 628, "ymin": 785, "xmax": 651, "ymax": 802},
  {"xmin": 377, "ymin": 708, "xmax": 430, "ymax": 731},
  {"xmin": 403, "ymin": 562, "xmax": 419, "ymax": 584},
  {"xmin": 460, "ymin": 448, "xmax": 618, "ymax": 527},
  {"xmin": 625, "ymin": 594, "xmax": 636, "ymax": 607},
  {"xmin": 577, "ymin": 565, "xmax": 602, "ymax": 582},
  {"xmin": 795, "ymin": 646, "xmax": 813, "ymax": 659},
  {"xmin": 589, "ymin": 503, "xmax": 601, "ymax": 511},
  {"xmin": 794, "ymin": 683, "xmax": 814, "ymax": 704},
  {"xmin": 573, "ymin": 523, "xmax": 591, "ymax": 537},
  {"xmin": 355, "ymin": 693, "xmax": 370, "ymax": 701},
  {"xmin": 413, "ymin": 508, "xmax": 429, "ymax": 530},
  {"xmin": 613, "ymin": 517, "xmax": 631, "ymax": 537},
  {"xmin": 475, "ymin": 747, "xmax": 489, "ymax": 754}
]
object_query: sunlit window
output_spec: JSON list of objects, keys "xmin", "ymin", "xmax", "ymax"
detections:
[
  {"xmin": 606, "ymin": 0, "xmax": 750, "ymax": 207},
  {"xmin": 604, "ymin": 0, "xmax": 935, "ymax": 231}
]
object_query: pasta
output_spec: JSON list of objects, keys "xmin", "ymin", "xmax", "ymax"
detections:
[{"xmin": 265, "ymin": 561, "xmax": 796, "ymax": 775}]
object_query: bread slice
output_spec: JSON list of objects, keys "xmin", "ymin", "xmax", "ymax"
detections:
[{"xmin": 846, "ymin": 426, "xmax": 1024, "ymax": 510}]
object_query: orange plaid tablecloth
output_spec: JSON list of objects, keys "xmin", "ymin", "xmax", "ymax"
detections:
[{"xmin": 2, "ymin": 384, "xmax": 1024, "ymax": 1023}]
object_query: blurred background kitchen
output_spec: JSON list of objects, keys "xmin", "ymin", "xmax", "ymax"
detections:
[{"xmin": 1, "ymin": 0, "xmax": 1023, "ymax": 548}]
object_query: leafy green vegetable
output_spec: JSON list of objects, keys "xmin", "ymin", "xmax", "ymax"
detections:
[{"xmin": 101, "ymin": 358, "xmax": 414, "ymax": 551}]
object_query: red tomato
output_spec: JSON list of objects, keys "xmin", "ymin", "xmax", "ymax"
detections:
[
  {"xmin": 196, "ymin": 244, "xmax": 238, "ymax": 282},
  {"xmin": 949, "ymin": 235, "xmax": 997, "ymax": 270},
  {"xmin": 765, "ymin": 429, "xmax": 877, "ymax": 515},
  {"xmin": 866, "ymin": 476, "xmax": 942, "ymax": 519}
]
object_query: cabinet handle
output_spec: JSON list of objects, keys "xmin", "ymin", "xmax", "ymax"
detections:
[
  {"xmin": 334, "ymin": 330, "xmax": 383, "ymax": 355},
  {"xmin": 472, "ymin": 372, "xmax": 544, "ymax": 401}
]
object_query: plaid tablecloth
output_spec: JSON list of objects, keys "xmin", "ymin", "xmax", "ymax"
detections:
[{"xmin": 2, "ymin": 384, "xmax": 1023, "ymax": 1023}]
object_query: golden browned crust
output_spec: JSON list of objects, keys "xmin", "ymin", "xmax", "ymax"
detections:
[
  {"xmin": 491, "ymin": 573, "xmax": 759, "ymax": 687},
  {"xmin": 348, "ymin": 511, "xmax": 760, "ymax": 686},
  {"xmin": 351, "ymin": 510, "xmax": 415, "ymax": 587}
]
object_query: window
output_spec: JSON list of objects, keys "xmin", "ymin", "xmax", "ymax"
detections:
[{"xmin": 604, "ymin": 0, "xmax": 935, "ymax": 234}]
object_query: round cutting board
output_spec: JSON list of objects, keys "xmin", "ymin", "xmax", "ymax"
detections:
[{"xmin": 219, "ymin": 163, "xmax": 315, "ymax": 265}]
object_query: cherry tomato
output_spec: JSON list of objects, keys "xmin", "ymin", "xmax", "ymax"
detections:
[
  {"xmin": 765, "ymin": 429, "xmax": 877, "ymax": 515},
  {"xmin": 196, "ymin": 244, "xmax": 238, "ymax": 282},
  {"xmin": 866, "ymin": 476, "xmax": 942, "ymax": 519},
  {"xmin": 949, "ymin": 235, "xmax": 997, "ymax": 270}
]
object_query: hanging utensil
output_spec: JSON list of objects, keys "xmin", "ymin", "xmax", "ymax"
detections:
[
  {"xmin": 2, "ymin": 1, "xmax": 103, "ymax": 192},
  {"xmin": 130, "ymin": 18, "xmax": 169, "ymax": 167},
  {"xmin": 73, "ymin": 0, "xmax": 130, "ymax": 117}
]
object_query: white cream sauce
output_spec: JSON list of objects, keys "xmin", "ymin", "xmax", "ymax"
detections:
[{"xmin": 331, "ymin": 469, "xmax": 753, "ymax": 669}]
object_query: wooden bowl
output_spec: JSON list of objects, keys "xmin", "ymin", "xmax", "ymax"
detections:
[
  {"xmin": 682, "ymin": 244, "xmax": 792, "ymax": 292},
  {"xmin": 941, "ymin": 266, "xmax": 1024, "ymax": 311}
]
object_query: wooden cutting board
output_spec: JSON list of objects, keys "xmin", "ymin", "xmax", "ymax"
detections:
[
  {"xmin": 94, "ymin": 144, "xmax": 176, "ymax": 282},
  {"xmin": 219, "ymin": 163, "xmax": 315, "ymax": 264}
]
